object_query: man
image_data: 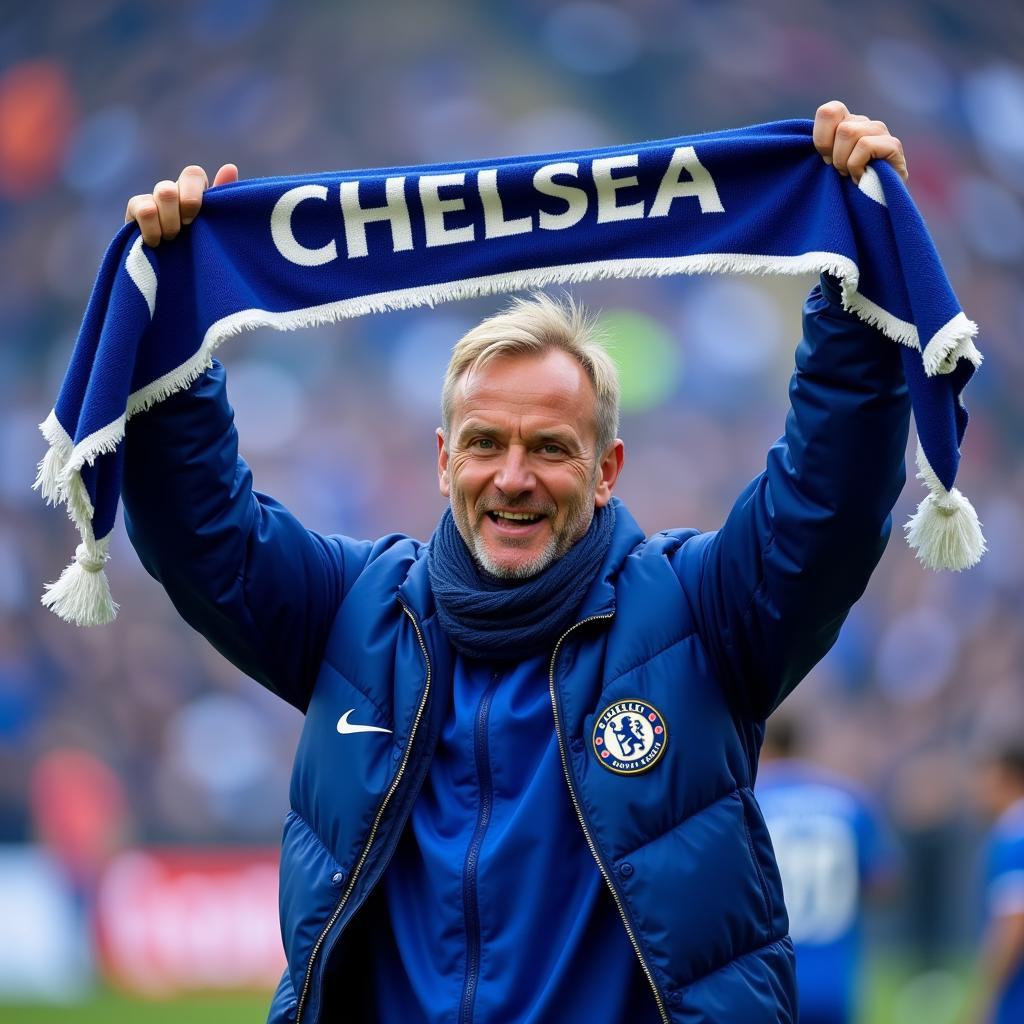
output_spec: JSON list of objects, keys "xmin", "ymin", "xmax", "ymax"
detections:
[
  {"xmin": 968, "ymin": 743, "xmax": 1024, "ymax": 1024},
  {"xmin": 757, "ymin": 718, "xmax": 897, "ymax": 1024},
  {"xmin": 121, "ymin": 102, "xmax": 911, "ymax": 1023}
]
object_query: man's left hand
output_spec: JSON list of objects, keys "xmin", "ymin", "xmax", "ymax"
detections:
[{"xmin": 812, "ymin": 100, "xmax": 908, "ymax": 184}]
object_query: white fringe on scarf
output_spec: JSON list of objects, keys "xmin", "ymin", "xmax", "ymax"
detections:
[{"xmin": 38, "ymin": 248, "xmax": 985, "ymax": 625}]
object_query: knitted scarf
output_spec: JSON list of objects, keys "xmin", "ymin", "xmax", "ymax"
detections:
[
  {"xmin": 36, "ymin": 118, "xmax": 985, "ymax": 627},
  {"xmin": 427, "ymin": 503, "xmax": 615, "ymax": 661}
]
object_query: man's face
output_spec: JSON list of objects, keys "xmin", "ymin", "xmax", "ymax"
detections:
[{"xmin": 437, "ymin": 348, "xmax": 623, "ymax": 579}]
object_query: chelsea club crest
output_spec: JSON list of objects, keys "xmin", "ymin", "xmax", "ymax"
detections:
[{"xmin": 592, "ymin": 700, "xmax": 667, "ymax": 775}]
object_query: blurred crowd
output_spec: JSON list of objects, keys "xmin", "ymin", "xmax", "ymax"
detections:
[{"xmin": 2, "ymin": 0, "xmax": 1023, "ymax": 971}]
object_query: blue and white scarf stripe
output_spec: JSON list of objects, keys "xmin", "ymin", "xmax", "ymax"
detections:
[{"xmin": 35, "ymin": 118, "xmax": 984, "ymax": 625}]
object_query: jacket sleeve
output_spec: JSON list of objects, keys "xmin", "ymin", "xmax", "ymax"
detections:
[
  {"xmin": 122, "ymin": 359, "xmax": 379, "ymax": 711},
  {"xmin": 673, "ymin": 275, "xmax": 911, "ymax": 719}
]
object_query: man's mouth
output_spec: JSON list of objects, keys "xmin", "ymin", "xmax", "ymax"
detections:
[{"xmin": 486, "ymin": 510, "xmax": 546, "ymax": 524}]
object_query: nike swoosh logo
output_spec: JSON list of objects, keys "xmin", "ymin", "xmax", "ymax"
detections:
[{"xmin": 336, "ymin": 709, "xmax": 393, "ymax": 735}]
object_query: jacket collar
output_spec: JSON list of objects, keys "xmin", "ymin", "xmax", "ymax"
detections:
[
  {"xmin": 574, "ymin": 496, "xmax": 644, "ymax": 621},
  {"xmin": 397, "ymin": 540, "xmax": 435, "ymax": 623}
]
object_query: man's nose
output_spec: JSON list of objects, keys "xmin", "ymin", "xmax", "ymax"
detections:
[{"xmin": 493, "ymin": 446, "xmax": 535, "ymax": 494}]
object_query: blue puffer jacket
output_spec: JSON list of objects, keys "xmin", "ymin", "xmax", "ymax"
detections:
[{"xmin": 122, "ymin": 277, "xmax": 910, "ymax": 1023}]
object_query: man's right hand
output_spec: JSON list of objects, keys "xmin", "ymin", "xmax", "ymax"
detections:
[{"xmin": 125, "ymin": 163, "xmax": 239, "ymax": 247}]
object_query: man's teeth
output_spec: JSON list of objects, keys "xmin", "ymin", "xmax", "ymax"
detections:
[{"xmin": 493, "ymin": 511, "xmax": 541, "ymax": 522}]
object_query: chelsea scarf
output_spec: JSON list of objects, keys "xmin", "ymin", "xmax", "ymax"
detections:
[{"xmin": 36, "ymin": 118, "xmax": 985, "ymax": 626}]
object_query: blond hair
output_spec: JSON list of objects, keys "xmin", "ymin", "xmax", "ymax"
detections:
[{"xmin": 441, "ymin": 292, "xmax": 620, "ymax": 453}]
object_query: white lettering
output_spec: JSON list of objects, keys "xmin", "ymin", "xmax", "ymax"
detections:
[
  {"xmin": 478, "ymin": 168, "xmax": 533, "ymax": 239},
  {"xmin": 419, "ymin": 173, "xmax": 475, "ymax": 247},
  {"xmin": 272, "ymin": 147, "xmax": 723, "ymax": 267},
  {"xmin": 649, "ymin": 146, "xmax": 725, "ymax": 216},
  {"xmin": 593, "ymin": 155, "xmax": 644, "ymax": 223},
  {"xmin": 533, "ymin": 162, "xmax": 588, "ymax": 231},
  {"xmin": 340, "ymin": 177, "xmax": 414, "ymax": 258},
  {"xmin": 270, "ymin": 185, "xmax": 337, "ymax": 266}
]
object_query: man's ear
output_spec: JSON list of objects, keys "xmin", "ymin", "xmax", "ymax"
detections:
[
  {"xmin": 437, "ymin": 428, "xmax": 450, "ymax": 497},
  {"xmin": 593, "ymin": 439, "xmax": 625, "ymax": 508}
]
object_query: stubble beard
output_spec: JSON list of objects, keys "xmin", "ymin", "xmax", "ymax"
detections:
[{"xmin": 453, "ymin": 487, "xmax": 597, "ymax": 581}]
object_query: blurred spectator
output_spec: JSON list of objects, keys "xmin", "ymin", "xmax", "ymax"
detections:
[
  {"xmin": 29, "ymin": 748, "xmax": 126, "ymax": 892},
  {"xmin": 966, "ymin": 742, "xmax": 1024, "ymax": 1024},
  {"xmin": 757, "ymin": 717, "xmax": 898, "ymax": 1024}
]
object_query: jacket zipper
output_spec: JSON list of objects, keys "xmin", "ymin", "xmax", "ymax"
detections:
[
  {"xmin": 548, "ymin": 615, "xmax": 671, "ymax": 1024},
  {"xmin": 294, "ymin": 603, "xmax": 432, "ymax": 1024},
  {"xmin": 458, "ymin": 669, "xmax": 501, "ymax": 1024}
]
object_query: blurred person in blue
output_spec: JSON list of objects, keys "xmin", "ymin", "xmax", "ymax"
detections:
[
  {"xmin": 967, "ymin": 742, "xmax": 1024, "ymax": 1024},
  {"xmin": 119, "ymin": 103, "xmax": 911, "ymax": 1023},
  {"xmin": 757, "ymin": 717, "xmax": 897, "ymax": 1024}
]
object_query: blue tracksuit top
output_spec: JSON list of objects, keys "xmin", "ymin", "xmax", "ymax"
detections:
[
  {"xmin": 121, "ymin": 276, "xmax": 911, "ymax": 1022},
  {"xmin": 369, "ymin": 653, "xmax": 659, "ymax": 1023}
]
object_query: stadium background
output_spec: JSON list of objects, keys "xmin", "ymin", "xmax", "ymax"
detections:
[{"xmin": 1, "ymin": 1, "xmax": 1022, "ymax": 1020}]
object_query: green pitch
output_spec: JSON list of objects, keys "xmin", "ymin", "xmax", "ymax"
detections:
[
  {"xmin": 0, "ymin": 990, "xmax": 270, "ymax": 1023},
  {"xmin": 0, "ymin": 961, "xmax": 974, "ymax": 1023}
]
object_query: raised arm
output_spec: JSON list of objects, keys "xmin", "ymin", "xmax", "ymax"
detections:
[
  {"xmin": 674, "ymin": 104, "xmax": 912, "ymax": 719},
  {"xmin": 681, "ymin": 273, "xmax": 910, "ymax": 719},
  {"xmin": 121, "ymin": 166, "xmax": 378, "ymax": 711}
]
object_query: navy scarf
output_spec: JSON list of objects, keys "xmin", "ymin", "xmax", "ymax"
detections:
[
  {"xmin": 38, "ymin": 119, "xmax": 983, "ymax": 627},
  {"xmin": 427, "ymin": 502, "xmax": 615, "ymax": 661}
]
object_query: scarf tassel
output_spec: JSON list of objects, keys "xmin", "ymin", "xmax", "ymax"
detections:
[
  {"xmin": 904, "ymin": 445, "xmax": 986, "ymax": 571},
  {"xmin": 40, "ymin": 539, "xmax": 119, "ymax": 627}
]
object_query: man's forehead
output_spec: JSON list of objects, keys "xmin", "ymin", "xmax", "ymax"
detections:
[
  {"xmin": 450, "ymin": 349, "xmax": 598, "ymax": 437},
  {"xmin": 455, "ymin": 348, "xmax": 595, "ymax": 407}
]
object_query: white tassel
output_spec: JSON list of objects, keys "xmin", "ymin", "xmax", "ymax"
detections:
[
  {"xmin": 40, "ymin": 540, "xmax": 119, "ymax": 626},
  {"xmin": 904, "ymin": 446, "xmax": 986, "ymax": 571},
  {"xmin": 33, "ymin": 443, "xmax": 69, "ymax": 505}
]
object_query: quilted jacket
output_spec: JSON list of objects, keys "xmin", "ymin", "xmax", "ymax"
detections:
[{"xmin": 122, "ymin": 276, "xmax": 910, "ymax": 1022}]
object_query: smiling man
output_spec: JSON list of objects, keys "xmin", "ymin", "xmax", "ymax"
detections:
[
  {"xmin": 437, "ymin": 297, "xmax": 622, "ymax": 580},
  {"xmin": 121, "ymin": 102, "xmax": 911, "ymax": 1024}
]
